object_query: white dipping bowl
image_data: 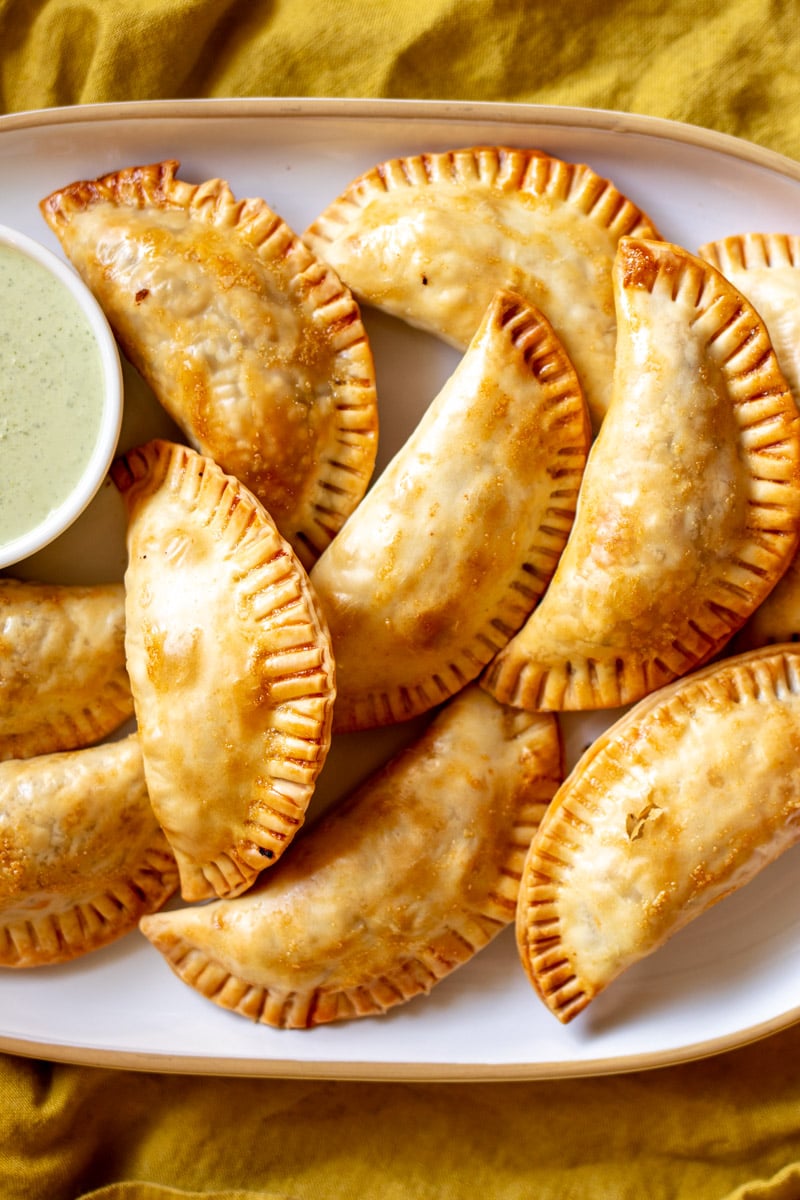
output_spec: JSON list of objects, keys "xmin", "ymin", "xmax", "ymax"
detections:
[{"xmin": 0, "ymin": 225, "xmax": 123, "ymax": 570}]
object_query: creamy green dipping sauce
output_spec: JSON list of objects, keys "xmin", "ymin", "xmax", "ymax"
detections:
[{"xmin": 0, "ymin": 242, "xmax": 105, "ymax": 544}]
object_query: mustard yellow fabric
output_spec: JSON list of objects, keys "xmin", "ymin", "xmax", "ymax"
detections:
[
  {"xmin": 3, "ymin": 2, "xmax": 800, "ymax": 1198},
  {"xmin": 1, "ymin": 0, "xmax": 799, "ymax": 160}
]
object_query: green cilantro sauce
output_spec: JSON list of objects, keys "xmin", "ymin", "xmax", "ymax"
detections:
[{"xmin": 0, "ymin": 242, "xmax": 105, "ymax": 545}]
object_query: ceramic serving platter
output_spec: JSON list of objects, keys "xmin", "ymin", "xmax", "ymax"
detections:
[{"xmin": 2, "ymin": 98, "xmax": 800, "ymax": 1079}]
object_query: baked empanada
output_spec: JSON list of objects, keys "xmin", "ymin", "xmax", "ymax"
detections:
[
  {"xmin": 140, "ymin": 685, "xmax": 562, "ymax": 1028},
  {"xmin": 0, "ymin": 577, "xmax": 133, "ymax": 761},
  {"xmin": 699, "ymin": 234, "xmax": 800, "ymax": 399},
  {"xmin": 310, "ymin": 290, "xmax": 590, "ymax": 732},
  {"xmin": 114, "ymin": 439, "xmax": 336, "ymax": 902},
  {"xmin": 483, "ymin": 237, "xmax": 800, "ymax": 712},
  {"xmin": 41, "ymin": 160, "xmax": 379, "ymax": 568},
  {"xmin": 734, "ymin": 554, "xmax": 800, "ymax": 650},
  {"xmin": 303, "ymin": 145, "xmax": 660, "ymax": 430},
  {"xmin": 0, "ymin": 734, "xmax": 177, "ymax": 967},
  {"xmin": 518, "ymin": 647, "xmax": 800, "ymax": 1023},
  {"xmin": 699, "ymin": 235, "xmax": 800, "ymax": 649}
]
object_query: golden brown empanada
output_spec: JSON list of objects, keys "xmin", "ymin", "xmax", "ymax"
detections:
[
  {"xmin": 140, "ymin": 685, "xmax": 562, "ymax": 1028},
  {"xmin": 699, "ymin": 235, "xmax": 800, "ymax": 649},
  {"xmin": 41, "ymin": 160, "xmax": 379, "ymax": 567},
  {"xmin": 310, "ymin": 289, "xmax": 590, "ymax": 732},
  {"xmin": 0, "ymin": 577, "xmax": 133, "ymax": 761},
  {"xmin": 303, "ymin": 145, "xmax": 660, "ymax": 430},
  {"xmin": 113, "ymin": 439, "xmax": 336, "ymax": 902},
  {"xmin": 734, "ymin": 556, "xmax": 800, "ymax": 650},
  {"xmin": 483, "ymin": 237, "xmax": 800, "ymax": 712},
  {"xmin": 518, "ymin": 647, "xmax": 800, "ymax": 1023},
  {"xmin": 0, "ymin": 734, "xmax": 177, "ymax": 967},
  {"xmin": 699, "ymin": 234, "xmax": 800, "ymax": 399}
]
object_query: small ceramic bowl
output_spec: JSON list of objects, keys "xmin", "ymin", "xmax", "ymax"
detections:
[{"xmin": 0, "ymin": 225, "xmax": 123, "ymax": 570}]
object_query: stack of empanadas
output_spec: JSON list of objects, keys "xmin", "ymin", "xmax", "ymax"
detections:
[
  {"xmin": 142, "ymin": 685, "xmax": 562, "ymax": 1027},
  {"xmin": 483, "ymin": 235, "xmax": 800, "ymax": 710},
  {"xmin": 0, "ymin": 581, "xmax": 177, "ymax": 965},
  {"xmin": 6, "ymin": 147, "xmax": 799, "ymax": 1035}
]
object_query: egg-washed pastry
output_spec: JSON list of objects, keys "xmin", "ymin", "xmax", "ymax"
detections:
[
  {"xmin": 310, "ymin": 289, "xmax": 590, "ymax": 732},
  {"xmin": 113, "ymin": 439, "xmax": 336, "ymax": 903},
  {"xmin": 734, "ymin": 555, "xmax": 800, "ymax": 650},
  {"xmin": 699, "ymin": 235, "xmax": 800, "ymax": 650},
  {"xmin": 140, "ymin": 685, "xmax": 562, "ymax": 1028},
  {"xmin": 699, "ymin": 234, "xmax": 800, "ymax": 398},
  {"xmin": 483, "ymin": 237, "xmax": 800, "ymax": 712},
  {"xmin": 303, "ymin": 145, "xmax": 661, "ymax": 431},
  {"xmin": 518, "ymin": 646, "xmax": 800, "ymax": 1023},
  {"xmin": 40, "ymin": 160, "xmax": 379, "ymax": 568},
  {"xmin": 0, "ymin": 734, "xmax": 177, "ymax": 967},
  {"xmin": 0, "ymin": 577, "xmax": 133, "ymax": 761}
]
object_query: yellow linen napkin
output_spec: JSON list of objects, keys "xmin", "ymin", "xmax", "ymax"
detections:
[
  {"xmin": 1, "ymin": 0, "xmax": 800, "ymax": 160},
  {"xmin": 4, "ymin": 1017, "xmax": 800, "ymax": 1200},
  {"xmin": 3, "ymin": 2, "xmax": 800, "ymax": 1199}
]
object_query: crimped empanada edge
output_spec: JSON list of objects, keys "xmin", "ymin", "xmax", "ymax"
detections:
[
  {"xmin": 517, "ymin": 644, "xmax": 800, "ymax": 1022},
  {"xmin": 484, "ymin": 238, "xmax": 800, "ymax": 712},
  {"xmin": 41, "ymin": 159, "xmax": 379, "ymax": 568},
  {"xmin": 140, "ymin": 912, "xmax": 509, "ymax": 1028},
  {"xmin": 331, "ymin": 292, "xmax": 591, "ymax": 733},
  {"xmin": 141, "ymin": 754, "xmax": 560, "ymax": 1027},
  {"xmin": 115, "ymin": 440, "xmax": 336, "ymax": 900},
  {"xmin": 0, "ymin": 834, "xmax": 178, "ymax": 968},
  {"xmin": 303, "ymin": 145, "xmax": 661, "ymax": 250},
  {"xmin": 698, "ymin": 232, "xmax": 800, "ymax": 274},
  {"xmin": 0, "ymin": 674, "xmax": 134, "ymax": 763}
]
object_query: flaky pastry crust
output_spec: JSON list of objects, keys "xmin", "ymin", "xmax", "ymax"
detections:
[
  {"xmin": 483, "ymin": 237, "xmax": 800, "ymax": 711},
  {"xmin": 41, "ymin": 160, "xmax": 378, "ymax": 567},
  {"xmin": 700, "ymin": 234, "xmax": 800, "ymax": 650},
  {"xmin": 141, "ymin": 685, "xmax": 562, "ymax": 1027},
  {"xmin": 304, "ymin": 145, "xmax": 660, "ymax": 430},
  {"xmin": 518, "ymin": 647, "xmax": 800, "ymax": 1022},
  {"xmin": 0, "ymin": 734, "xmax": 177, "ymax": 967},
  {"xmin": 114, "ymin": 439, "xmax": 336, "ymax": 902},
  {"xmin": 0, "ymin": 578, "xmax": 133, "ymax": 761},
  {"xmin": 310, "ymin": 289, "xmax": 590, "ymax": 732}
]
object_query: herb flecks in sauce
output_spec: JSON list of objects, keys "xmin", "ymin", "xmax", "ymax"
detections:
[{"xmin": 0, "ymin": 243, "xmax": 104, "ymax": 544}]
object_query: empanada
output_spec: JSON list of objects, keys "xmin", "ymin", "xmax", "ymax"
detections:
[
  {"xmin": 483, "ymin": 237, "xmax": 800, "ymax": 712},
  {"xmin": 699, "ymin": 235, "xmax": 800, "ymax": 649},
  {"xmin": 113, "ymin": 439, "xmax": 336, "ymax": 902},
  {"xmin": 699, "ymin": 234, "xmax": 800, "ymax": 399},
  {"xmin": 0, "ymin": 734, "xmax": 177, "ymax": 967},
  {"xmin": 310, "ymin": 289, "xmax": 590, "ymax": 732},
  {"xmin": 517, "ymin": 647, "xmax": 800, "ymax": 1023},
  {"xmin": 303, "ymin": 145, "xmax": 661, "ymax": 430},
  {"xmin": 140, "ymin": 685, "xmax": 562, "ymax": 1028},
  {"xmin": 0, "ymin": 577, "xmax": 133, "ymax": 761},
  {"xmin": 41, "ymin": 160, "xmax": 379, "ymax": 567}
]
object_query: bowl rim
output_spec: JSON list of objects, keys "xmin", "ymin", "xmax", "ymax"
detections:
[{"xmin": 0, "ymin": 224, "xmax": 123, "ymax": 570}]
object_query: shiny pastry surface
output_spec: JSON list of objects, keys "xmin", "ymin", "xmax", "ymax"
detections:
[
  {"xmin": 115, "ymin": 439, "xmax": 336, "ymax": 902},
  {"xmin": 0, "ymin": 734, "xmax": 177, "ymax": 967},
  {"xmin": 311, "ymin": 288, "xmax": 590, "ymax": 732},
  {"xmin": 0, "ymin": 577, "xmax": 133, "ymax": 761},
  {"xmin": 304, "ymin": 145, "xmax": 660, "ymax": 430},
  {"xmin": 141, "ymin": 686, "xmax": 562, "ymax": 1027},
  {"xmin": 518, "ymin": 647, "xmax": 800, "ymax": 1023},
  {"xmin": 484, "ymin": 237, "xmax": 800, "ymax": 711},
  {"xmin": 41, "ymin": 160, "xmax": 379, "ymax": 568}
]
